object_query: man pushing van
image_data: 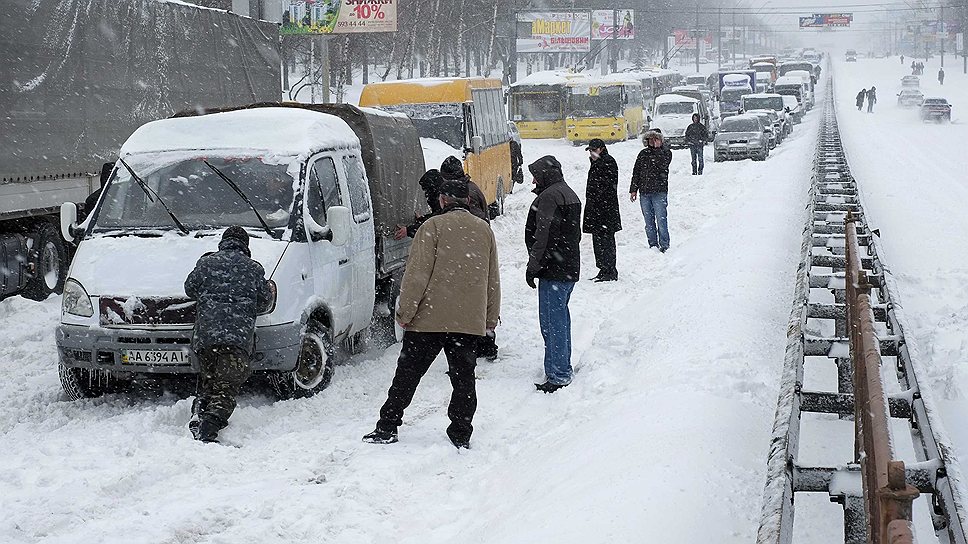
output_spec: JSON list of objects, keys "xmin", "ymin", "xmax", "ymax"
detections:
[{"xmin": 185, "ymin": 226, "xmax": 273, "ymax": 443}]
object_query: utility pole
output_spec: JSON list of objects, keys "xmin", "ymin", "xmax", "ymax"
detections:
[
  {"xmin": 611, "ymin": 7, "xmax": 618, "ymax": 73},
  {"xmin": 718, "ymin": 7, "xmax": 722, "ymax": 69},
  {"xmin": 940, "ymin": 4, "xmax": 945, "ymax": 68},
  {"xmin": 696, "ymin": 2, "xmax": 701, "ymax": 74},
  {"xmin": 731, "ymin": 8, "xmax": 736, "ymax": 65}
]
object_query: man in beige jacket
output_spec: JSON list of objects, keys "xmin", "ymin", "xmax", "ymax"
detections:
[{"xmin": 363, "ymin": 180, "xmax": 500, "ymax": 449}]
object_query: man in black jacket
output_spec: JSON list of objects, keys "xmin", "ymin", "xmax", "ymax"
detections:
[
  {"xmin": 684, "ymin": 113, "xmax": 708, "ymax": 175},
  {"xmin": 866, "ymin": 86, "xmax": 877, "ymax": 113},
  {"xmin": 184, "ymin": 226, "xmax": 273, "ymax": 443},
  {"xmin": 440, "ymin": 156, "xmax": 490, "ymax": 222},
  {"xmin": 629, "ymin": 130, "xmax": 674, "ymax": 253},
  {"xmin": 394, "ymin": 169, "xmax": 444, "ymax": 240},
  {"xmin": 526, "ymin": 155, "xmax": 582, "ymax": 393},
  {"xmin": 582, "ymin": 138, "xmax": 621, "ymax": 282}
]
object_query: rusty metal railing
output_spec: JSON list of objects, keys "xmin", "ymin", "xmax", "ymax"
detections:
[{"xmin": 846, "ymin": 213, "xmax": 919, "ymax": 544}]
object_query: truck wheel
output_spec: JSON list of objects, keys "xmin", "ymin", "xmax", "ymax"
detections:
[
  {"xmin": 23, "ymin": 222, "xmax": 68, "ymax": 301},
  {"xmin": 59, "ymin": 365, "xmax": 116, "ymax": 400},
  {"xmin": 269, "ymin": 322, "xmax": 335, "ymax": 399}
]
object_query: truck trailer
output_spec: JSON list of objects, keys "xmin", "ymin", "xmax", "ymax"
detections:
[{"xmin": 0, "ymin": 0, "xmax": 281, "ymax": 301}]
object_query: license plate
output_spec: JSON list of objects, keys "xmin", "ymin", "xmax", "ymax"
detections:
[{"xmin": 122, "ymin": 349, "xmax": 191, "ymax": 365}]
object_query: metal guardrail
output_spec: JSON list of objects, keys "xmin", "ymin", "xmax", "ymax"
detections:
[{"xmin": 757, "ymin": 70, "xmax": 968, "ymax": 544}]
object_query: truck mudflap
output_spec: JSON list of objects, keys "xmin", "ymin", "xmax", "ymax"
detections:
[
  {"xmin": 0, "ymin": 233, "xmax": 28, "ymax": 298},
  {"xmin": 56, "ymin": 322, "xmax": 301, "ymax": 374}
]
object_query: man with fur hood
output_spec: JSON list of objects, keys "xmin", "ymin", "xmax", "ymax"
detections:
[{"xmin": 629, "ymin": 129, "xmax": 673, "ymax": 253}]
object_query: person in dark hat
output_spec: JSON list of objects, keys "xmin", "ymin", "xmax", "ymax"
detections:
[
  {"xmin": 394, "ymin": 169, "xmax": 445, "ymax": 240},
  {"xmin": 440, "ymin": 156, "xmax": 490, "ymax": 222},
  {"xmin": 184, "ymin": 226, "xmax": 273, "ymax": 443},
  {"xmin": 440, "ymin": 156, "xmax": 499, "ymax": 360},
  {"xmin": 582, "ymin": 138, "xmax": 621, "ymax": 282},
  {"xmin": 363, "ymin": 178, "xmax": 501, "ymax": 449}
]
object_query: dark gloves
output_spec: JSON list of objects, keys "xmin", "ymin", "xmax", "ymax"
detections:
[{"xmin": 526, "ymin": 272, "xmax": 537, "ymax": 289}]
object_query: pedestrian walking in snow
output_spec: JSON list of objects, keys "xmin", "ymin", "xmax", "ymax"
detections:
[
  {"xmin": 184, "ymin": 226, "xmax": 273, "ymax": 443},
  {"xmin": 629, "ymin": 130, "xmax": 673, "ymax": 253},
  {"xmin": 440, "ymin": 156, "xmax": 489, "ymax": 222},
  {"xmin": 583, "ymin": 139, "xmax": 621, "ymax": 282},
  {"xmin": 939, "ymin": 67, "xmax": 945, "ymax": 85},
  {"xmin": 509, "ymin": 127, "xmax": 525, "ymax": 190},
  {"xmin": 394, "ymin": 169, "xmax": 444, "ymax": 240},
  {"xmin": 901, "ymin": 55, "xmax": 905, "ymax": 65},
  {"xmin": 867, "ymin": 86, "xmax": 877, "ymax": 113},
  {"xmin": 363, "ymin": 180, "xmax": 501, "ymax": 449},
  {"xmin": 684, "ymin": 113, "xmax": 709, "ymax": 175},
  {"xmin": 856, "ymin": 89, "xmax": 867, "ymax": 111},
  {"xmin": 526, "ymin": 155, "xmax": 582, "ymax": 393}
]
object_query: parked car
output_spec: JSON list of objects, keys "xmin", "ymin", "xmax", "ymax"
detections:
[
  {"xmin": 901, "ymin": 75, "xmax": 920, "ymax": 89},
  {"xmin": 713, "ymin": 114, "xmax": 771, "ymax": 162},
  {"xmin": 896, "ymin": 89, "xmax": 924, "ymax": 108},
  {"xmin": 781, "ymin": 95, "xmax": 803, "ymax": 124},
  {"xmin": 747, "ymin": 110, "xmax": 780, "ymax": 148},
  {"xmin": 920, "ymin": 97, "xmax": 952, "ymax": 122}
]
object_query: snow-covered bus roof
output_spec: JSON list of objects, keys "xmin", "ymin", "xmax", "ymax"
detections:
[
  {"xmin": 510, "ymin": 70, "xmax": 587, "ymax": 87},
  {"xmin": 120, "ymin": 108, "xmax": 360, "ymax": 157},
  {"xmin": 655, "ymin": 94, "xmax": 699, "ymax": 105}
]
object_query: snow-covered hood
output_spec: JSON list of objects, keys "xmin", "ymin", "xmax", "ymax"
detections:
[
  {"xmin": 651, "ymin": 115, "xmax": 692, "ymax": 134},
  {"xmin": 69, "ymin": 234, "xmax": 288, "ymax": 297}
]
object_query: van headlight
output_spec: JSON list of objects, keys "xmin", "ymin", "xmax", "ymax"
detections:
[
  {"xmin": 62, "ymin": 279, "xmax": 94, "ymax": 317},
  {"xmin": 258, "ymin": 280, "xmax": 277, "ymax": 315}
]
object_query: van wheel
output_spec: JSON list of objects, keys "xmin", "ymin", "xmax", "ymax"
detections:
[
  {"xmin": 269, "ymin": 322, "xmax": 335, "ymax": 399},
  {"xmin": 23, "ymin": 222, "xmax": 68, "ymax": 301},
  {"xmin": 59, "ymin": 365, "xmax": 118, "ymax": 400}
]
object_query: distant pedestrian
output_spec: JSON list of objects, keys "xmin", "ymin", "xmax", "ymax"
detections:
[
  {"xmin": 509, "ymin": 124, "xmax": 524, "ymax": 191},
  {"xmin": 184, "ymin": 226, "xmax": 273, "ymax": 443},
  {"xmin": 684, "ymin": 113, "xmax": 709, "ymax": 175},
  {"xmin": 394, "ymin": 169, "xmax": 444, "ymax": 240},
  {"xmin": 440, "ymin": 156, "xmax": 489, "ymax": 222},
  {"xmin": 629, "ymin": 130, "xmax": 673, "ymax": 253},
  {"xmin": 526, "ymin": 155, "xmax": 582, "ymax": 393},
  {"xmin": 362, "ymin": 179, "xmax": 501, "ymax": 449},
  {"xmin": 910, "ymin": 60, "xmax": 916, "ymax": 74},
  {"xmin": 939, "ymin": 67, "xmax": 945, "ymax": 85},
  {"xmin": 901, "ymin": 55, "xmax": 905, "ymax": 65},
  {"xmin": 582, "ymin": 138, "xmax": 621, "ymax": 282},
  {"xmin": 867, "ymin": 86, "xmax": 877, "ymax": 113},
  {"xmin": 856, "ymin": 88, "xmax": 867, "ymax": 111}
]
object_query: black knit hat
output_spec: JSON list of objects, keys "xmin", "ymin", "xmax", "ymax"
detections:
[
  {"xmin": 440, "ymin": 156, "xmax": 466, "ymax": 180},
  {"xmin": 439, "ymin": 179, "xmax": 469, "ymax": 199},
  {"xmin": 221, "ymin": 225, "xmax": 250, "ymax": 246}
]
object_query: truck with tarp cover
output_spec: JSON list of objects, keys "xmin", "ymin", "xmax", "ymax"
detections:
[
  {"xmin": 0, "ymin": 0, "xmax": 281, "ymax": 302},
  {"xmin": 56, "ymin": 104, "xmax": 426, "ymax": 400}
]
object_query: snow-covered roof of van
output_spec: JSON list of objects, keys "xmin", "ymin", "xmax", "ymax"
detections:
[
  {"xmin": 120, "ymin": 108, "xmax": 360, "ymax": 157},
  {"xmin": 655, "ymin": 94, "xmax": 699, "ymax": 104},
  {"xmin": 774, "ymin": 76, "xmax": 804, "ymax": 85},
  {"xmin": 743, "ymin": 93, "xmax": 783, "ymax": 99}
]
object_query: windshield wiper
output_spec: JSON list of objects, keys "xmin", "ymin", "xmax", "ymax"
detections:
[
  {"xmin": 202, "ymin": 161, "xmax": 275, "ymax": 237},
  {"xmin": 117, "ymin": 157, "xmax": 190, "ymax": 235}
]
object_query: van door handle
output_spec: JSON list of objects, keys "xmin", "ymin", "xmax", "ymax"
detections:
[{"xmin": 339, "ymin": 258, "xmax": 349, "ymax": 266}]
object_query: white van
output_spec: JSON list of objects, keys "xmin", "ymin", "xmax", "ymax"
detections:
[
  {"xmin": 57, "ymin": 105, "xmax": 425, "ymax": 400},
  {"xmin": 785, "ymin": 70, "xmax": 815, "ymax": 109},
  {"xmin": 650, "ymin": 94, "xmax": 703, "ymax": 148},
  {"xmin": 774, "ymin": 75, "xmax": 809, "ymax": 111}
]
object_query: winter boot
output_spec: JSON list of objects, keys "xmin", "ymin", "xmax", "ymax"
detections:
[
  {"xmin": 535, "ymin": 381, "xmax": 569, "ymax": 394},
  {"xmin": 194, "ymin": 420, "xmax": 220, "ymax": 444},
  {"xmin": 362, "ymin": 428, "xmax": 398, "ymax": 444}
]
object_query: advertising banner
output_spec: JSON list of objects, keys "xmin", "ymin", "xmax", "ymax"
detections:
[
  {"xmin": 799, "ymin": 13, "xmax": 852, "ymax": 28},
  {"xmin": 591, "ymin": 10, "xmax": 634, "ymax": 40},
  {"xmin": 673, "ymin": 29, "xmax": 712, "ymax": 49},
  {"xmin": 957, "ymin": 32, "xmax": 964, "ymax": 54},
  {"xmin": 282, "ymin": 0, "xmax": 397, "ymax": 34},
  {"xmin": 517, "ymin": 11, "xmax": 591, "ymax": 52}
]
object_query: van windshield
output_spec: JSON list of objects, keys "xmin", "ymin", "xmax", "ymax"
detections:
[
  {"xmin": 94, "ymin": 153, "xmax": 294, "ymax": 237},
  {"xmin": 722, "ymin": 88, "xmax": 750, "ymax": 103},
  {"xmin": 510, "ymin": 91, "xmax": 563, "ymax": 122},
  {"xmin": 743, "ymin": 97, "xmax": 784, "ymax": 111},
  {"xmin": 378, "ymin": 103, "xmax": 465, "ymax": 149},
  {"xmin": 656, "ymin": 101, "xmax": 696, "ymax": 115}
]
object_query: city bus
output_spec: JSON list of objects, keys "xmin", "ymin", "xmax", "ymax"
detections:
[
  {"xmin": 359, "ymin": 77, "xmax": 512, "ymax": 215},
  {"xmin": 618, "ymin": 68, "xmax": 681, "ymax": 112},
  {"xmin": 507, "ymin": 71, "xmax": 586, "ymax": 139},
  {"xmin": 565, "ymin": 75, "xmax": 645, "ymax": 145}
]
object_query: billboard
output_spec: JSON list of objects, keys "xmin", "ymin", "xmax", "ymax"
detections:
[
  {"xmin": 591, "ymin": 10, "xmax": 634, "ymax": 40},
  {"xmin": 282, "ymin": 0, "xmax": 397, "ymax": 34},
  {"xmin": 799, "ymin": 13, "xmax": 852, "ymax": 28},
  {"xmin": 517, "ymin": 11, "xmax": 591, "ymax": 52},
  {"xmin": 673, "ymin": 29, "xmax": 713, "ymax": 49}
]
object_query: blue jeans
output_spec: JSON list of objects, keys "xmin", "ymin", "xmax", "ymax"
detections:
[
  {"xmin": 638, "ymin": 192, "xmax": 670, "ymax": 250},
  {"xmin": 538, "ymin": 279, "xmax": 576, "ymax": 385},
  {"xmin": 690, "ymin": 144, "xmax": 704, "ymax": 174}
]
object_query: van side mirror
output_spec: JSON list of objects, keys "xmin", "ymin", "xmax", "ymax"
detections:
[
  {"xmin": 327, "ymin": 205, "xmax": 352, "ymax": 247},
  {"xmin": 99, "ymin": 162, "xmax": 115, "ymax": 187},
  {"xmin": 471, "ymin": 135, "xmax": 483, "ymax": 154},
  {"xmin": 60, "ymin": 202, "xmax": 79, "ymax": 241}
]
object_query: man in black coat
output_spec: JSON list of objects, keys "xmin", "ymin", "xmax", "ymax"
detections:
[
  {"xmin": 856, "ymin": 89, "xmax": 867, "ymax": 111},
  {"xmin": 866, "ymin": 86, "xmax": 877, "ymax": 113},
  {"xmin": 526, "ymin": 155, "xmax": 582, "ymax": 393},
  {"xmin": 184, "ymin": 226, "xmax": 273, "ymax": 443},
  {"xmin": 440, "ymin": 156, "xmax": 490, "ymax": 222},
  {"xmin": 582, "ymin": 138, "xmax": 621, "ymax": 282},
  {"xmin": 394, "ymin": 169, "xmax": 444, "ymax": 240},
  {"xmin": 629, "ymin": 130, "xmax": 674, "ymax": 252},
  {"xmin": 684, "ymin": 113, "xmax": 709, "ymax": 176}
]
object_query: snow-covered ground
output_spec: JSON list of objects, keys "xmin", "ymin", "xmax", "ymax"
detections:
[
  {"xmin": 832, "ymin": 57, "xmax": 968, "ymax": 469},
  {"xmin": 3, "ymin": 85, "xmax": 829, "ymax": 542}
]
